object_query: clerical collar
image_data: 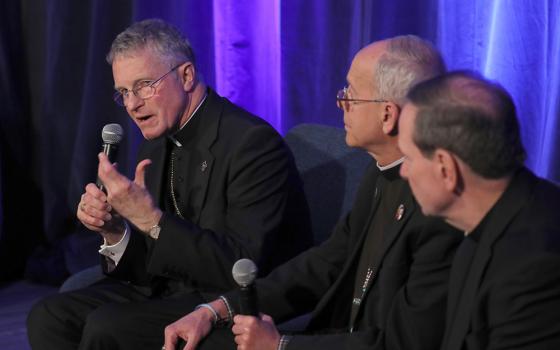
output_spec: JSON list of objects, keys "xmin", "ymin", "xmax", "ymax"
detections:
[
  {"xmin": 377, "ymin": 157, "xmax": 404, "ymax": 171},
  {"xmin": 376, "ymin": 157, "xmax": 404, "ymax": 182},
  {"xmin": 168, "ymin": 92, "xmax": 208, "ymax": 148}
]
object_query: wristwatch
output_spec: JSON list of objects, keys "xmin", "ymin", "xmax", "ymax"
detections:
[{"xmin": 148, "ymin": 224, "xmax": 161, "ymax": 240}]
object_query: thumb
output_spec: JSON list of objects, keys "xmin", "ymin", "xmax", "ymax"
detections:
[
  {"xmin": 134, "ymin": 159, "xmax": 152, "ymax": 188},
  {"xmin": 261, "ymin": 313, "xmax": 275, "ymax": 325}
]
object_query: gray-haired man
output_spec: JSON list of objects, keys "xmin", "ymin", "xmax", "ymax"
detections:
[{"xmin": 27, "ymin": 18, "xmax": 311, "ymax": 350}]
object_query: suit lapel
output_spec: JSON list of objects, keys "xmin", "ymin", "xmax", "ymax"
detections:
[
  {"xmin": 445, "ymin": 169, "xmax": 535, "ymax": 350},
  {"xmin": 373, "ymin": 186, "xmax": 415, "ymax": 271},
  {"xmin": 181, "ymin": 89, "xmax": 221, "ymax": 223}
]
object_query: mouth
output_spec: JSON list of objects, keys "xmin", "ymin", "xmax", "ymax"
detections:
[{"xmin": 136, "ymin": 115, "xmax": 154, "ymax": 124}]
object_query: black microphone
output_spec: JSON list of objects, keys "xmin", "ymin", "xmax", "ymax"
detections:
[
  {"xmin": 96, "ymin": 123, "xmax": 124, "ymax": 192},
  {"xmin": 232, "ymin": 258, "xmax": 259, "ymax": 316}
]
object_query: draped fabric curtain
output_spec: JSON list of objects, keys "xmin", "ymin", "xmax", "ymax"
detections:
[{"xmin": 1, "ymin": 0, "xmax": 559, "ymax": 283}]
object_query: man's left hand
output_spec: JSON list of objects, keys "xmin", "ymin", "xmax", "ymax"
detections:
[
  {"xmin": 97, "ymin": 152, "xmax": 162, "ymax": 233},
  {"xmin": 232, "ymin": 314, "xmax": 280, "ymax": 350}
]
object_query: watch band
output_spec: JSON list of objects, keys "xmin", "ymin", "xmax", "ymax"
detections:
[{"xmin": 148, "ymin": 223, "xmax": 161, "ymax": 239}]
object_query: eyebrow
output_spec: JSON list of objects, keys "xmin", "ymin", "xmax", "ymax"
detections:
[{"xmin": 114, "ymin": 78, "xmax": 153, "ymax": 92}]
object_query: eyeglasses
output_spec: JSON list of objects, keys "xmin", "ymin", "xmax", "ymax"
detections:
[
  {"xmin": 113, "ymin": 63, "xmax": 184, "ymax": 107},
  {"xmin": 336, "ymin": 86, "xmax": 388, "ymax": 111}
]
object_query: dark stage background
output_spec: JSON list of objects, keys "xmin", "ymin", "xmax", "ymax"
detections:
[{"xmin": 1, "ymin": 0, "xmax": 559, "ymax": 284}]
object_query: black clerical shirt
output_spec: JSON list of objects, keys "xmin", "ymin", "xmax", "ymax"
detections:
[{"xmin": 350, "ymin": 162, "xmax": 407, "ymax": 329}]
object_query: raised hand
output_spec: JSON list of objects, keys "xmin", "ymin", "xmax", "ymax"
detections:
[{"xmin": 97, "ymin": 152, "xmax": 162, "ymax": 233}]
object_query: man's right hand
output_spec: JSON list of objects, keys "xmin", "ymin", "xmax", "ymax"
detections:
[
  {"xmin": 164, "ymin": 306, "xmax": 215, "ymax": 350},
  {"xmin": 77, "ymin": 183, "xmax": 125, "ymax": 244}
]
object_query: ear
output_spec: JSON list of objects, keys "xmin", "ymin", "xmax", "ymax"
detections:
[
  {"xmin": 433, "ymin": 149, "xmax": 461, "ymax": 194},
  {"xmin": 180, "ymin": 62, "xmax": 195, "ymax": 92},
  {"xmin": 381, "ymin": 102, "xmax": 401, "ymax": 136}
]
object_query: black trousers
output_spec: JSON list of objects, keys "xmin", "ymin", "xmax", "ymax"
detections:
[{"xmin": 26, "ymin": 278, "xmax": 205, "ymax": 350}]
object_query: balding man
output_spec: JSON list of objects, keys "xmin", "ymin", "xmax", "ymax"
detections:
[
  {"xmin": 163, "ymin": 35, "xmax": 463, "ymax": 350},
  {"xmin": 398, "ymin": 70, "xmax": 560, "ymax": 350}
]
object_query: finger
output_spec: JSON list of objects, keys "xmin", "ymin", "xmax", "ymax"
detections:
[
  {"xmin": 76, "ymin": 205, "xmax": 111, "ymax": 229},
  {"xmin": 85, "ymin": 183, "xmax": 107, "ymax": 201},
  {"xmin": 261, "ymin": 314, "xmax": 274, "ymax": 324},
  {"xmin": 233, "ymin": 315, "xmax": 249, "ymax": 325},
  {"xmin": 134, "ymin": 158, "xmax": 152, "ymax": 188},
  {"xmin": 164, "ymin": 326, "xmax": 179, "ymax": 350},
  {"xmin": 98, "ymin": 152, "xmax": 127, "ymax": 193},
  {"xmin": 80, "ymin": 201, "xmax": 112, "ymax": 221},
  {"xmin": 82, "ymin": 193, "xmax": 111, "ymax": 213},
  {"xmin": 183, "ymin": 336, "xmax": 197, "ymax": 350},
  {"xmin": 231, "ymin": 319, "xmax": 249, "ymax": 335}
]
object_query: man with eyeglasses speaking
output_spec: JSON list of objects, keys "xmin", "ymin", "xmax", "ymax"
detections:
[
  {"xmin": 163, "ymin": 36, "xmax": 462, "ymax": 350},
  {"xmin": 27, "ymin": 18, "xmax": 312, "ymax": 349}
]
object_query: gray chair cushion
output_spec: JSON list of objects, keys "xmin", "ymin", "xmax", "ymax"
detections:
[
  {"xmin": 284, "ymin": 123, "xmax": 371, "ymax": 244},
  {"xmin": 58, "ymin": 264, "xmax": 102, "ymax": 292}
]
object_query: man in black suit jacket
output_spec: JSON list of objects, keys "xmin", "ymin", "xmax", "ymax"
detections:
[
  {"xmin": 164, "ymin": 35, "xmax": 463, "ymax": 350},
  {"xmin": 27, "ymin": 19, "xmax": 311, "ymax": 349},
  {"xmin": 398, "ymin": 71, "xmax": 560, "ymax": 350}
]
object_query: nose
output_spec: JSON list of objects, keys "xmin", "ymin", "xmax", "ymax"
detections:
[{"xmin": 124, "ymin": 93, "xmax": 144, "ymax": 111}]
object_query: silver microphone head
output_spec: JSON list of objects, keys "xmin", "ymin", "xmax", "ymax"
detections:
[
  {"xmin": 101, "ymin": 123, "xmax": 124, "ymax": 145},
  {"xmin": 232, "ymin": 259, "xmax": 258, "ymax": 287}
]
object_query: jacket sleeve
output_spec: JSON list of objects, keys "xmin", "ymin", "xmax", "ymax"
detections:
[
  {"xmin": 483, "ymin": 254, "xmax": 560, "ymax": 350},
  {"xmin": 286, "ymin": 218, "xmax": 462, "ymax": 350},
  {"xmin": 226, "ymin": 213, "xmax": 357, "ymax": 322},
  {"xmin": 224, "ymin": 163, "xmax": 378, "ymax": 322},
  {"xmin": 118, "ymin": 124, "xmax": 310, "ymax": 292}
]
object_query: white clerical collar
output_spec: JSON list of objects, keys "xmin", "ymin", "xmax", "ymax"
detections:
[
  {"xmin": 168, "ymin": 92, "xmax": 208, "ymax": 147},
  {"xmin": 376, "ymin": 157, "xmax": 404, "ymax": 171}
]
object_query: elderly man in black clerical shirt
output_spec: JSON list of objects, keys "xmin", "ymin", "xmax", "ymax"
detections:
[
  {"xmin": 163, "ymin": 35, "xmax": 463, "ymax": 350},
  {"xmin": 26, "ymin": 18, "xmax": 312, "ymax": 349},
  {"xmin": 398, "ymin": 71, "xmax": 560, "ymax": 350}
]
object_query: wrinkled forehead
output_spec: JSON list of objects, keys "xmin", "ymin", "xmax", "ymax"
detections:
[{"xmin": 112, "ymin": 49, "xmax": 169, "ymax": 88}]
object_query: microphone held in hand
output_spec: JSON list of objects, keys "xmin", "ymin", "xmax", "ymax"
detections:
[
  {"xmin": 232, "ymin": 258, "xmax": 259, "ymax": 316},
  {"xmin": 96, "ymin": 123, "xmax": 124, "ymax": 192}
]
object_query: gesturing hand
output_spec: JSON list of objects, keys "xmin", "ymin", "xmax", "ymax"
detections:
[{"xmin": 97, "ymin": 152, "xmax": 162, "ymax": 233}]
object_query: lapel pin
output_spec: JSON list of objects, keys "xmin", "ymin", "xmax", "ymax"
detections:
[
  {"xmin": 200, "ymin": 161, "xmax": 208, "ymax": 172},
  {"xmin": 395, "ymin": 204, "xmax": 405, "ymax": 221}
]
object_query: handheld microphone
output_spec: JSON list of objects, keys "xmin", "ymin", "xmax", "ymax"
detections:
[
  {"xmin": 96, "ymin": 123, "xmax": 124, "ymax": 192},
  {"xmin": 232, "ymin": 258, "xmax": 259, "ymax": 316}
]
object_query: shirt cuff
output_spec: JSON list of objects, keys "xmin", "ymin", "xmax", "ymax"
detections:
[{"xmin": 98, "ymin": 222, "xmax": 130, "ymax": 266}]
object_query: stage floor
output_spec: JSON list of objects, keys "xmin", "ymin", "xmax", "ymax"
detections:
[{"xmin": 0, "ymin": 280, "xmax": 56, "ymax": 350}]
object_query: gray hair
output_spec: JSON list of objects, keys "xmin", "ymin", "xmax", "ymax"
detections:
[
  {"xmin": 407, "ymin": 70, "xmax": 526, "ymax": 179},
  {"xmin": 374, "ymin": 35, "xmax": 446, "ymax": 105},
  {"xmin": 106, "ymin": 18, "xmax": 195, "ymax": 67}
]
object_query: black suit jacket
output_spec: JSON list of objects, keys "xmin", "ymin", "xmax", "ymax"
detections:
[
  {"xmin": 227, "ymin": 162, "xmax": 463, "ymax": 350},
  {"xmin": 442, "ymin": 168, "xmax": 560, "ymax": 350},
  {"xmin": 106, "ymin": 89, "xmax": 312, "ymax": 296}
]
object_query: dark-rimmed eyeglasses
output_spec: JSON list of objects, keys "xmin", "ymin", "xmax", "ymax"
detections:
[
  {"xmin": 113, "ymin": 62, "xmax": 185, "ymax": 107},
  {"xmin": 336, "ymin": 86, "xmax": 388, "ymax": 111}
]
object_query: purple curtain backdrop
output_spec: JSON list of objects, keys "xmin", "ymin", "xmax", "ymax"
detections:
[{"xmin": 1, "ymin": 0, "xmax": 559, "ymax": 282}]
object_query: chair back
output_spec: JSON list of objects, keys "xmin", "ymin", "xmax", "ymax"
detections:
[{"xmin": 284, "ymin": 123, "xmax": 371, "ymax": 244}]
